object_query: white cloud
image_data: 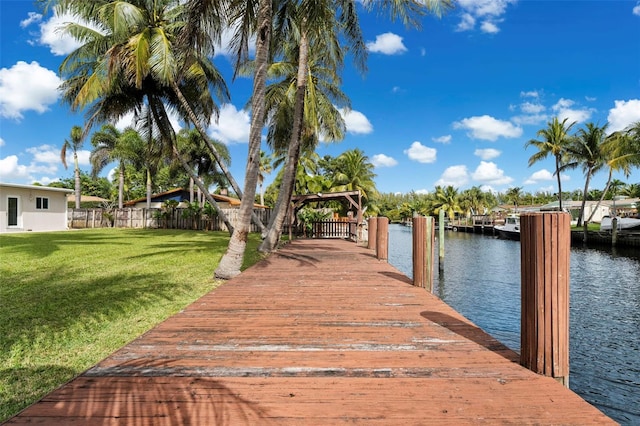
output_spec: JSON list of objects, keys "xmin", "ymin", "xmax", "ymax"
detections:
[
  {"xmin": 471, "ymin": 161, "xmax": 513, "ymax": 185},
  {"xmin": 474, "ymin": 148, "xmax": 501, "ymax": 160},
  {"xmin": 585, "ymin": 96, "xmax": 597, "ymax": 102},
  {"xmin": 524, "ymin": 169, "xmax": 554, "ymax": 185},
  {"xmin": 456, "ymin": 13, "xmax": 476, "ymax": 31},
  {"xmin": 455, "ymin": 0, "xmax": 516, "ymax": 34},
  {"xmin": 208, "ymin": 103, "xmax": 251, "ymax": 144},
  {"xmin": 480, "ymin": 21, "xmax": 500, "ymax": 34},
  {"xmin": 453, "ymin": 115, "xmax": 522, "ymax": 141},
  {"xmin": 432, "ymin": 135, "xmax": 452, "ymax": 144},
  {"xmin": 214, "ymin": 25, "xmax": 256, "ymax": 58},
  {"xmin": 115, "ymin": 112, "xmax": 136, "ymax": 131},
  {"xmin": 607, "ymin": 99, "xmax": 640, "ymax": 133},
  {"xmin": 404, "ymin": 141, "xmax": 436, "ymax": 163},
  {"xmin": 512, "ymin": 113, "xmax": 547, "ymax": 126},
  {"xmin": 511, "ymin": 101, "xmax": 547, "ymax": 125},
  {"xmin": 435, "ymin": 165, "xmax": 469, "ymax": 187},
  {"xmin": 20, "ymin": 12, "xmax": 43, "ymax": 28},
  {"xmin": 28, "ymin": 144, "xmax": 91, "ymax": 170},
  {"xmin": 340, "ymin": 108, "xmax": 373, "ymax": 134},
  {"xmin": 520, "ymin": 90, "xmax": 539, "ymax": 98},
  {"xmin": 0, "ymin": 156, "xmax": 31, "ymax": 180},
  {"xmin": 0, "ymin": 137, "xmax": 4, "ymax": 147},
  {"xmin": 520, "ymin": 102, "xmax": 545, "ymax": 114},
  {"xmin": 0, "ymin": 61, "xmax": 62, "ymax": 120},
  {"xmin": 633, "ymin": 2, "xmax": 640, "ymax": 16},
  {"xmin": 38, "ymin": 11, "xmax": 86, "ymax": 56},
  {"xmin": 366, "ymin": 33, "xmax": 407, "ymax": 55},
  {"xmin": 371, "ymin": 154, "xmax": 398, "ymax": 168},
  {"xmin": 551, "ymin": 98, "xmax": 593, "ymax": 124},
  {"xmin": 415, "ymin": 188, "xmax": 430, "ymax": 195}
]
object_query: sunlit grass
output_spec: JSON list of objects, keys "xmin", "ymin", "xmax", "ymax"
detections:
[{"xmin": 0, "ymin": 228, "xmax": 264, "ymax": 422}]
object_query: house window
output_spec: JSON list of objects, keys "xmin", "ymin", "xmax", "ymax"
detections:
[{"xmin": 36, "ymin": 197, "xmax": 49, "ymax": 210}]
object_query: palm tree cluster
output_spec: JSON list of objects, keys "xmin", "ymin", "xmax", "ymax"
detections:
[
  {"xmin": 263, "ymin": 148, "xmax": 378, "ymax": 210},
  {"xmin": 526, "ymin": 118, "xmax": 640, "ymax": 235},
  {"xmin": 43, "ymin": 0, "xmax": 454, "ymax": 279}
]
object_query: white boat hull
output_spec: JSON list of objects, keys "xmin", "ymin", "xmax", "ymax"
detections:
[{"xmin": 600, "ymin": 217, "xmax": 640, "ymax": 231}]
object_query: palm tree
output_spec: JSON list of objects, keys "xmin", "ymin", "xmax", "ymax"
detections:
[
  {"xmin": 432, "ymin": 185, "xmax": 462, "ymax": 221},
  {"xmin": 56, "ymin": 0, "xmax": 240, "ymax": 233},
  {"xmin": 258, "ymin": 0, "xmax": 451, "ymax": 255},
  {"xmin": 257, "ymin": 23, "xmax": 350, "ymax": 253},
  {"xmin": 459, "ymin": 186, "xmax": 486, "ymax": 216},
  {"xmin": 563, "ymin": 122, "xmax": 608, "ymax": 230},
  {"xmin": 60, "ymin": 125, "xmax": 85, "ymax": 209},
  {"xmin": 258, "ymin": 150, "xmax": 273, "ymax": 206},
  {"xmin": 213, "ymin": 0, "xmax": 273, "ymax": 279},
  {"xmin": 330, "ymin": 149, "xmax": 378, "ymax": 200},
  {"xmin": 526, "ymin": 117, "xmax": 577, "ymax": 211},
  {"xmin": 504, "ymin": 186, "xmax": 523, "ymax": 212},
  {"xmin": 90, "ymin": 124, "xmax": 143, "ymax": 209}
]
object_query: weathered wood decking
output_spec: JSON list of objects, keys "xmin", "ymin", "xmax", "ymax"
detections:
[{"xmin": 8, "ymin": 239, "xmax": 613, "ymax": 425}]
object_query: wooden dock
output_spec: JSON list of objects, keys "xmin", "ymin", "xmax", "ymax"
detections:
[{"xmin": 7, "ymin": 239, "xmax": 613, "ymax": 425}]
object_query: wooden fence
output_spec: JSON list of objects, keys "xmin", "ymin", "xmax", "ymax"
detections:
[
  {"xmin": 286, "ymin": 220, "xmax": 359, "ymax": 241},
  {"xmin": 68, "ymin": 208, "xmax": 270, "ymax": 233}
]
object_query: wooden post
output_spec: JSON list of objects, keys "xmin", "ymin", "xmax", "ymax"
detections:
[
  {"xmin": 413, "ymin": 216, "xmax": 435, "ymax": 291},
  {"xmin": 612, "ymin": 217, "xmax": 618, "ymax": 247},
  {"xmin": 439, "ymin": 209, "xmax": 445, "ymax": 272},
  {"xmin": 425, "ymin": 216, "xmax": 434, "ymax": 293},
  {"xmin": 413, "ymin": 216, "xmax": 426, "ymax": 288},
  {"xmin": 376, "ymin": 217, "xmax": 389, "ymax": 261},
  {"xmin": 520, "ymin": 212, "xmax": 571, "ymax": 387},
  {"xmin": 368, "ymin": 217, "xmax": 378, "ymax": 250}
]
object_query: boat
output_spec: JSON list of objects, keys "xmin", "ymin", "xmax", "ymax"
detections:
[
  {"xmin": 599, "ymin": 216, "xmax": 640, "ymax": 231},
  {"xmin": 495, "ymin": 214, "xmax": 520, "ymax": 240}
]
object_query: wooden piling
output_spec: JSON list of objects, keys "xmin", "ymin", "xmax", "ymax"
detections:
[
  {"xmin": 438, "ymin": 210, "xmax": 445, "ymax": 272},
  {"xmin": 520, "ymin": 212, "xmax": 571, "ymax": 387},
  {"xmin": 413, "ymin": 216, "xmax": 435, "ymax": 291},
  {"xmin": 413, "ymin": 217, "xmax": 426, "ymax": 288},
  {"xmin": 376, "ymin": 216, "xmax": 389, "ymax": 261},
  {"xmin": 368, "ymin": 217, "xmax": 378, "ymax": 250},
  {"xmin": 612, "ymin": 217, "xmax": 618, "ymax": 247}
]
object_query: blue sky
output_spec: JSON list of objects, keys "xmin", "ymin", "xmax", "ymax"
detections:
[{"xmin": 1, "ymin": 0, "xmax": 639, "ymax": 196}]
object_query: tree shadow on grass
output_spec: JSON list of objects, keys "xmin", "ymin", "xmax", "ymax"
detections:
[{"xmin": 0, "ymin": 365, "xmax": 78, "ymax": 422}]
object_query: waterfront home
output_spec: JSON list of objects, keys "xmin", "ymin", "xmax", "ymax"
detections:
[{"xmin": 0, "ymin": 182, "xmax": 73, "ymax": 233}]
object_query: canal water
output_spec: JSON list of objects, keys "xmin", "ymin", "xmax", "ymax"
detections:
[{"xmin": 387, "ymin": 224, "xmax": 639, "ymax": 425}]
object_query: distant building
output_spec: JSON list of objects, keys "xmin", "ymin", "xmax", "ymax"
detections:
[
  {"xmin": 0, "ymin": 183, "xmax": 73, "ymax": 233},
  {"xmin": 539, "ymin": 200, "xmax": 613, "ymax": 223}
]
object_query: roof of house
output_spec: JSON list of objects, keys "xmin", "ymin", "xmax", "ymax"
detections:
[
  {"xmin": 0, "ymin": 182, "xmax": 74, "ymax": 193},
  {"xmin": 66, "ymin": 194, "xmax": 111, "ymax": 203},
  {"xmin": 124, "ymin": 188, "xmax": 267, "ymax": 208}
]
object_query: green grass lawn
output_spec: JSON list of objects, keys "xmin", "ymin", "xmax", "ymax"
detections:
[{"xmin": 0, "ymin": 228, "xmax": 264, "ymax": 422}]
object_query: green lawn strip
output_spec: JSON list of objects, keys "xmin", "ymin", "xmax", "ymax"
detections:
[{"xmin": 0, "ymin": 228, "xmax": 264, "ymax": 422}]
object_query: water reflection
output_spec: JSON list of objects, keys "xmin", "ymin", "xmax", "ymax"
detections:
[{"xmin": 387, "ymin": 224, "xmax": 640, "ymax": 425}]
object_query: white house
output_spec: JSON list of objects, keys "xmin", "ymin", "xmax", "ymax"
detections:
[{"xmin": 0, "ymin": 183, "xmax": 74, "ymax": 233}]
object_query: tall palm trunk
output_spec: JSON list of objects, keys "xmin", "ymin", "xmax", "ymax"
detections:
[
  {"xmin": 215, "ymin": 0, "xmax": 272, "ymax": 279},
  {"xmin": 259, "ymin": 30, "xmax": 310, "ymax": 254},
  {"xmin": 149, "ymin": 98, "xmax": 235, "ymax": 233},
  {"xmin": 146, "ymin": 168, "xmax": 152, "ymax": 210},
  {"xmin": 73, "ymin": 153, "xmax": 81, "ymax": 209},
  {"xmin": 170, "ymin": 80, "xmax": 264, "ymax": 232},
  {"xmin": 555, "ymin": 154, "xmax": 563, "ymax": 211},
  {"xmin": 579, "ymin": 170, "xmax": 592, "ymax": 242},
  {"xmin": 118, "ymin": 162, "xmax": 125, "ymax": 209},
  {"xmin": 172, "ymin": 145, "xmax": 234, "ymax": 233}
]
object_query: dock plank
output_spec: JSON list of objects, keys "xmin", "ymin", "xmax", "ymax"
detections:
[{"xmin": 7, "ymin": 239, "xmax": 614, "ymax": 425}]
